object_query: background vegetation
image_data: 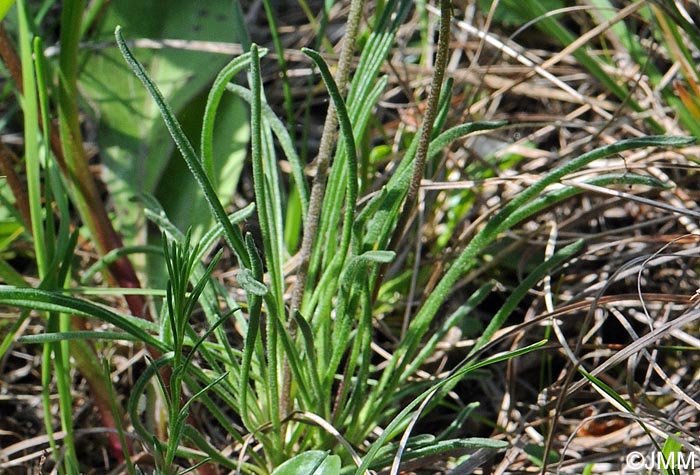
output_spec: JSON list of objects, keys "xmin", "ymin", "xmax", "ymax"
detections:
[{"xmin": 0, "ymin": 0, "xmax": 699, "ymax": 474}]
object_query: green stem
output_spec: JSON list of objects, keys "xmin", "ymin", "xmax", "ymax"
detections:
[{"xmin": 17, "ymin": 0, "xmax": 45, "ymax": 275}]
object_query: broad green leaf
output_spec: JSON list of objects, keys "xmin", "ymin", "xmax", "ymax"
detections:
[
  {"xmin": 80, "ymin": 0, "xmax": 248, "ymax": 242},
  {"xmin": 524, "ymin": 443, "xmax": 560, "ymax": 467},
  {"xmin": 271, "ymin": 451, "xmax": 341, "ymax": 475},
  {"xmin": 478, "ymin": 0, "xmax": 565, "ymax": 25},
  {"xmin": 660, "ymin": 434, "xmax": 684, "ymax": 475},
  {"xmin": 154, "ymin": 88, "xmax": 248, "ymax": 240},
  {"xmin": 0, "ymin": 219, "xmax": 23, "ymax": 252},
  {"xmin": 0, "ymin": 0, "xmax": 13, "ymax": 23}
]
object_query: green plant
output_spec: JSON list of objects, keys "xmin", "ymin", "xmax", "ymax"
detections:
[
  {"xmin": 113, "ymin": 11, "xmax": 695, "ymax": 474},
  {"xmin": 0, "ymin": 1, "xmax": 138, "ymax": 469},
  {"xmin": 79, "ymin": 0, "xmax": 249, "ymax": 245},
  {"xmin": 1, "ymin": 1, "xmax": 698, "ymax": 474}
]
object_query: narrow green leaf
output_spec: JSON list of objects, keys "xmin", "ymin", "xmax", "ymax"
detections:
[
  {"xmin": 303, "ymin": 47, "xmax": 359, "ymax": 263},
  {"xmin": 181, "ymin": 425, "xmax": 238, "ymax": 470},
  {"xmin": 293, "ymin": 310, "xmax": 324, "ymax": 410},
  {"xmin": 660, "ymin": 434, "xmax": 684, "ymax": 475},
  {"xmin": 354, "ymin": 340, "xmax": 546, "ymax": 474},
  {"xmin": 370, "ymin": 437, "xmax": 507, "ymax": 470},
  {"xmin": 114, "ymin": 26, "xmax": 251, "ymax": 269},
  {"xmin": 356, "ymin": 250, "xmax": 396, "ymax": 263},
  {"xmin": 236, "ymin": 268, "xmax": 268, "ymax": 296},
  {"xmin": 0, "ymin": 286, "xmax": 164, "ymax": 350},
  {"xmin": 578, "ymin": 367, "xmax": 634, "ymax": 413},
  {"xmin": 19, "ymin": 331, "xmax": 140, "ymax": 343},
  {"xmin": 468, "ymin": 240, "xmax": 584, "ymax": 357},
  {"xmin": 248, "ymin": 44, "xmax": 286, "ymax": 313},
  {"xmin": 200, "ymin": 52, "xmax": 260, "ymax": 184},
  {"xmin": 81, "ymin": 245, "xmax": 163, "ymax": 284},
  {"xmin": 17, "ymin": 0, "xmax": 46, "ymax": 277},
  {"xmin": 127, "ymin": 352, "xmax": 174, "ymax": 443},
  {"xmin": 81, "ymin": 2, "xmax": 250, "ymax": 241},
  {"xmin": 524, "ymin": 443, "xmax": 560, "ymax": 467},
  {"xmin": 226, "ymin": 83, "xmax": 309, "ymax": 218},
  {"xmin": 384, "ymin": 135, "xmax": 695, "ymax": 396},
  {"xmin": 428, "ymin": 121, "xmax": 508, "ymax": 162}
]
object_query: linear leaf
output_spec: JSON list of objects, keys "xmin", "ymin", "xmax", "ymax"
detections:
[{"xmin": 115, "ymin": 26, "xmax": 251, "ymax": 269}]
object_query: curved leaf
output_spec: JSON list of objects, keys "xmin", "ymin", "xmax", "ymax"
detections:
[
  {"xmin": 0, "ymin": 286, "xmax": 164, "ymax": 351},
  {"xmin": 80, "ymin": 1, "xmax": 250, "ymax": 242},
  {"xmin": 271, "ymin": 451, "xmax": 341, "ymax": 475}
]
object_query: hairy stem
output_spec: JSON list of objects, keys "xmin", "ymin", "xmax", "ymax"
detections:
[
  {"xmin": 289, "ymin": 0, "xmax": 367, "ymax": 315},
  {"xmin": 284, "ymin": 0, "xmax": 366, "ymax": 419},
  {"xmin": 392, "ymin": 0, "xmax": 452, "ymax": 246}
]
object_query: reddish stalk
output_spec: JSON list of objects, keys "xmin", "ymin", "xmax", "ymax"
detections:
[
  {"xmin": 0, "ymin": 22, "xmax": 151, "ymax": 465},
  {"xmin": 1, "ymin": 21, "xmax": 220, "ymax": 475}
]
